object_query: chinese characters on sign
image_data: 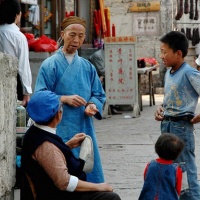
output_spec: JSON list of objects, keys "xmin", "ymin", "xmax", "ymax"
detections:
[
  {"xmin": 128, "ymin": 1, "xmax": 160, "ymax": 12},
  {"xmin": 104, "ymin": 36, "xmax": 136, "ymax": 43},
  {"xmin": 137, "ymin": 2, "xmax": 151, "ymax": 7},
  {"xmin": 134, "ymin": 16, "xmax": 157, "ymax": 34},
  {"xmin": 105, "ymin": 43, "xmax": 137, "ymax": 105}
]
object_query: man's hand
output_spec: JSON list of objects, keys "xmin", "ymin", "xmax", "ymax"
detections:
[
  {"xmin": 60, "ymin": 95, "xmax": 87, "ymax": 107},
  {"xmin": 76, "ymin": 180, "xmax": 114, "ymax": 192},
  {"xmin": 99, "ymin": 76, "xmax": 104, "ymax": 83},
  {"xmin": 155, "ymin": 105, "xmax": 164, "ymax": 121},
  {"xmin": 22, "ymin": 95, "xmax": 30, "ymax": 107},
  {"xmin": 96, "ymin": 183, "xmax": 114, "ymax": 192},
  {"xmin": 84, "ymin": 103, "xmax": 99, "ymax": 116},
  {"xmin": 66, "ymin": 133, "xmax": 86, "ymax": 149},
  {"xmin": 191, "ymin": 113, "xmax": 200, "ymax": 124}
]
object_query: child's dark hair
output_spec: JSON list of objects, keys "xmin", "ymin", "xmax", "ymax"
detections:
[
  {"xmin": 160, "ymin": 31, "xmax": 189, "ymax": 58},
  {"xmin": 0, "ymin": 0, "xmax": 21, "ymax": 25},
  {"xmin": 155, "ymin": 133, "xmax": 185, "ymax": 160}
]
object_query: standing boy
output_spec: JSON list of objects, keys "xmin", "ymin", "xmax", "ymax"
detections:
[{"xmin": 155, "ymin": 31, "xmax": 200, "ymax": 199}]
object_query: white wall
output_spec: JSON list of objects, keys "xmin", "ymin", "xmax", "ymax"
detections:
[{"xmin": 0, "ymin": 53, "xmax": 18, "ymax": 199}]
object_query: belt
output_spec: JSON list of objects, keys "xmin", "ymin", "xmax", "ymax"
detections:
[{"xmin": 163, "ymin": 115, "xmax": 193, "ymax": 122}]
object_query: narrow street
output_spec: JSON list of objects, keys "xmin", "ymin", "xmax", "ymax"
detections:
[
  {"xmin": 14, "ymin": 94, "xmax": 200, "ymax": 200},
  {"xmin": 95, "ymin": 94, "xmax": 200, "ymax": 200}
]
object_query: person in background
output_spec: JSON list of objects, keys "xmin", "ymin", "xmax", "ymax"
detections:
[
  {"xmin": 195, "ymin": 54, "xmax": 200, "ymax": 71},
  {"xmin": 139, "ymin": 133, "xmax": 185, "ymax": 200},
  {"xmin": 89, "ymin": 47, "xmax": 122, "ymax": 115},
  {"xmin": 155, "ymin": 31, "xmax": 200, "ymax": 200},
  {"xmin": 0, "ymin": 0, "xmax": 32, "ymax": 106},
  {"xmin": 89, "ymin": 48, "xmax": 105, "ymax": 87},
  {"xmin": 21, "ymin": 90, "xmax": 121, "ymax": 200},
  {"xmin": 34, "ymin": 16, "xmax": 106, "ymax": 183}
]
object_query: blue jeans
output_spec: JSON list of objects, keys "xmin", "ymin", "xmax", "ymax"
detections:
[{"xmin": 161, "ymin": 120, "xmax": 200, "ymax": 200}]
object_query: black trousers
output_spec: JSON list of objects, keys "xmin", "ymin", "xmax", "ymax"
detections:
[
  {"xmin": 20, "ymin": 168, "xmax": 121, "ymax": 200},
  {"xmin": 17, "ymin": 73, "xmax": 23, "ymax": 101},
  {"xmin": 80, "ymin": 191, "xmax": 121, "ymax": 200},
  {"xmin": 38, "ymin": 191, "xmax": 121, "ymax": 200}
]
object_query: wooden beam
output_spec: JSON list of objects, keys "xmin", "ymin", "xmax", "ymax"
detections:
[
  {"xmin": 61, "ymin": 0, "xmax": 65, "ymax": 21},
  {"xmin": 51, "ymin": 0, "xmax": 57, "ymax": 40},
  {"xmin": 74, "ymin": 0, "xmax": 79, "ymax": 16},
  {"xmin": 57, "ymin": 0, "xmax": 61, "ymax": 40},
  {"xmin": 39, "ymin": 0, "xmax": 45, "ymax": 36}
]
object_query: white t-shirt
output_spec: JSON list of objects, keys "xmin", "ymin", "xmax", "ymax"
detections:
[{"xmin": 0, "ymin": 23, "xmax": 32, "ymax": 94}]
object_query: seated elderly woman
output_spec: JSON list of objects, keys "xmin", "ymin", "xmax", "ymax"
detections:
[{"xmin": 21, "ymin": 90, "xmax": 121, "ymax": 200}]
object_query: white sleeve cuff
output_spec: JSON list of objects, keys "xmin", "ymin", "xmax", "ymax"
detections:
[{"xmin": 66, "ymin": 175, "xmax": 79, "ymax": 192}]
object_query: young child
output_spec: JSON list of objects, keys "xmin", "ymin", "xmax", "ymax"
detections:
[
  {"xmin": 155, "ymin": 31, "xmax": 200, "ymax": 200},
  {"xmin": 139, "ymin": 133, "xmax": 185, "ymax": 200}
]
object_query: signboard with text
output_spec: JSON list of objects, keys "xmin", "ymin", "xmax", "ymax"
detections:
[
  {"xmin": 104, "ymin": 42, "xmax": 140, "ymax": 116},
  {"xmin": 134, "ymin": 16, "xmax": 157, "ymax": 34},
  {"xmin": 104, "ymin": 36, "xmax": 137, "ymax": 43},
  {"xmin": 132, "ymin": 12, "xmax": 160, "ymax": 35},
  {"xmin": 128, "ymin": 1, "xmax": 160, "ymax": 12}
]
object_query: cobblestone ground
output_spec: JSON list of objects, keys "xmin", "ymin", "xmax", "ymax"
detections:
[{"xmin": 94, "ymin": 94, "xmax": 200, "ymax": 200}]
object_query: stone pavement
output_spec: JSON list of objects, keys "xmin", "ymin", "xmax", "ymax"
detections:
[
  {"xmin": 94, "ymin": 94, "xmax": 200, "ymax": 200},
  {"xmin": 14, "ymin": 94, "xmax": 200, "ymax": 200}
]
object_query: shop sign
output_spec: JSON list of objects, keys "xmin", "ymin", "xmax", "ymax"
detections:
[
  {"xmin": 134, "ymin": 16, "xmax": 157, "ymax": 34},
  {"xmin": 104, "ymin": 36, "xmax": 137, "ymax": 43},
  {"xmin": 128, "ymin": 1, "xmax": 160, "ymax": 12}
]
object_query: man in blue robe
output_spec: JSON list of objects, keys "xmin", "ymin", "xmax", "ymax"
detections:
[{"xmin": 34, "ymin": 16, "xmax": 106, "ymax": 183}]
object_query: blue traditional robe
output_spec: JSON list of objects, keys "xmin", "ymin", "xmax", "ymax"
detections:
[{"xmin": 34, "ymin": 48, "xmax": 106, "ymax": 183}]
